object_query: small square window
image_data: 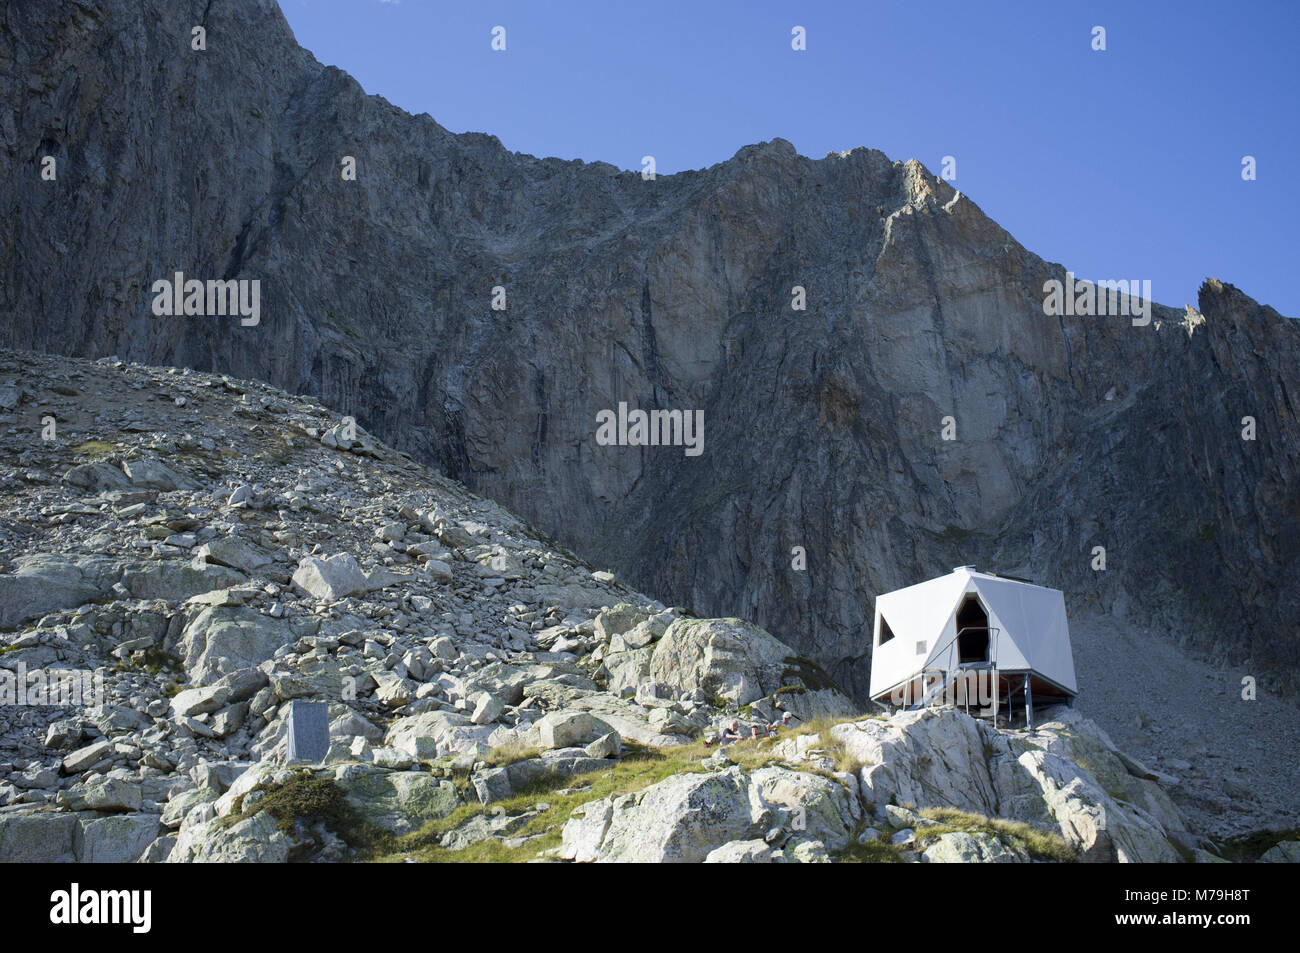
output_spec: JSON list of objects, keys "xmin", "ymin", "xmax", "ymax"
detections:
[{"xmin": 915, "ymin": 640, "xmax": 927, "ymax": 655}]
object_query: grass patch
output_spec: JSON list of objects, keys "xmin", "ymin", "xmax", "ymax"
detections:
[
  {"xmin": 116, "ymin": 645, "xmax": 184, "ymax": 677},
  {"xmin": 835, "ymin": 839, "xmax": 904, "ymax": 863},
  {"xmin": 383, "ymin": 743, "xmax": 708, "ymax": 863},
  {"xmin": 224, "ymin": 770, "xmax": 397, "ymax": 859},
  {"xmin": 253, "ymin": 433, "xmax": 298, "ymax": 466},
  {"xmin": 406, "ymin": 831, "xmax": 564, "ymax": 863},
  {"xmin": 818, "ymin": 726, "xmax": 869, "ymax": 774},
  {"xmin": 73, "ymin": 440, "xmax": 117, "ymax": 457},
  {"xmin": 483, "ymin": 742, "xmax": 541, "ymax": 767},
  {"xmin": 376, "ymin": 736, "xmax": 829, "ymax": 863},
  {"xmin": 915, "ymin": 807, "xmax": 1075, "ymax": 862},
  {"xmin": 239, "ymin": 718, "xmax": 887, "ymax": 863},
  {"xmin": 718, "ymin": 739, "xmax": 786, "ymax": 775},
  {"xmin": 779, "ymin": 715, "xmax": 879, "ymax": 775}
]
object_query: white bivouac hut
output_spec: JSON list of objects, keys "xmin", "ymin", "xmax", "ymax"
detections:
[{"xmin": 869, "ymin": 566, "xmax": 1077, "ymax": 727}]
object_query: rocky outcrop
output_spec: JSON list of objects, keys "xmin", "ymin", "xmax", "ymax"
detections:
[
  {"xmin": 817, "ymin": 708, "xmax": 1190, "ymax": 862},
  {"xmin": 553, "ymin": 706, "xmax": 1198, "ymax": 864},
  {"xmin": 4, "ymin": 350, "xmax": 1292, "ymax": 862},
  {"xmin": 0, "ymin": 350, "xmax": 863, "ymax": 862},
  {"xmin": 0, "ymin": 349, "xmax": 1210, "ymax": 864},
  {"xmin": 559, "ymin": 767, "xmax": 772, "ymax": 863},
  {"xmin": 2, "ymin": 1, "xmax": 1296, "ymax": 707},
  {"xmin": 1260, "ymin": 841, "xmax": 1300, "ymax": 863},
  {"xmin": 648, "ymin": 617, "xmax": 794, "ymax": 705},
  {"xmin": 922, "ymin": 831, "xmax": 1026, "ymax": 864},
  {"xmin": 0, "ymin": 808, "xmax": 161, "ymax": 863},
  {"xmin": 552, "ymin": 706, "xmax": 1202, "ymax": 864}
]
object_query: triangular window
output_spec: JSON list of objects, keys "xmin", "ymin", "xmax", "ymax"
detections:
[{"xmin": 878, "ymin": 617, "xmax": 895, "ymax": 645}]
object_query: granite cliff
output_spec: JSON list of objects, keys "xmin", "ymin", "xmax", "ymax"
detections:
[
  {"xmin": 2, "ymin": 0, "xmax": 1298, "ymax": 709},
  {"xmin": 9, "ymin": 348, "xmax": 1289, "ymax": 863}
]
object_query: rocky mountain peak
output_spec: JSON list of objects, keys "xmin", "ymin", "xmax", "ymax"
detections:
[
  {"xmin": 1, "ymin": 0, "xmax": 1297, "ymax": 865},
  {"xmin": 3, "ymin": 1, "xmax": 1297, "ymax": 710}
]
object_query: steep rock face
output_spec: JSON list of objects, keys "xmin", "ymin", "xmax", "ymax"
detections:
[
  {"xmin": 2, "ymin": 1, "xmax": 1298, "ymax": 699},
  {"xmin": 819, "ymin": 708, "xmax": 1189, "ymax": 863},
  {"xmin": 559, "ymin": 709, "xmax": 1193, "ymax": 864}
]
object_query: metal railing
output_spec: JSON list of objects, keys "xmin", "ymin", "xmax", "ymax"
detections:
[{"xmin": 907, "ymin": 625, "xmax": 1001, "ymax": 713}]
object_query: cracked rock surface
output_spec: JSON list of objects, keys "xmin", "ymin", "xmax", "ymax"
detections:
[{"xmin": 0, "ymin": 350, "xmax": 1289, "ymax": 862}]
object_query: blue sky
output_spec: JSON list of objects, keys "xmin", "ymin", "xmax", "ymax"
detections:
[{"xmin": 280, "ymin": 0, "xmax": 1300, "ymax": 316}]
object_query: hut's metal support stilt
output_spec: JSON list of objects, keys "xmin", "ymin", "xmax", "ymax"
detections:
[{"xmin": 1023, "ymin": 672, "xmax": 1034, "ymax": 731}]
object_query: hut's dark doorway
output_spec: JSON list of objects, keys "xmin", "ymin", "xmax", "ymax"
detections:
[{"xmin": 956, "ymin": 595, "xmax": 990, "ymax": 663}]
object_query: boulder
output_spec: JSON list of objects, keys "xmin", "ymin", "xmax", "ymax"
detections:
[
  {"xmin": 0, "ymin": 811, "xmax": 78, "ymax": 862},
  {"xmin": 0, "ymin": 555, "xmax": 110, "ymax": 628},
  {"xmin": 430, "ymin": 637, "xmax": 458, "ymax": 661},
  {"xmin": 559, "ymin": 767, "xmax": 771, "ymax": 862},
  {"xmin": 13, "ymin": 765, "xmax": 59, "ymax": 791},
  {"xmin": 196, "ymin": 535, "xmax": 274, "ymax": 575},
  {"xmin": 648, "ymin": 617, "xmax": 793, "ymax": 706},
  {"xmin": 168, "ymin": 811, "xmax": 291, "ymax": 863},
  {"xmin": 123, "ymin": 560, "xmax": 245, "ymax": 602},
  {"xmin": 75, "ymin": 813, "xmax": 162, "ymax": 862},
  {"xmin": 770, "ymin": 686, "xmax": 858, "ymax": 723},
  {"xmin": 59, "ymin": 777, "xmax": 143, "ymax": 812},
  {"xmin": 1258, "ymin": 840, "xmax": 1300, "ymax": 863},
  {"xmin": 171, "ymin": 685, "xmax": 231, "ymax": 718},
  {"xmin": 331, "ymin": 710, "xmax": 383, "ymax": 743},
  {"xmin": 470, "ymin": 693, "xmax": 505, "ymax": 725},
  {"xmin": 750, "ymin": 766, "xmax": 858, "ymax": 850},
  {"xmin": 212, "ymin": 761, "xmax": 281, "ymax": 818},
  {"xmin": 787, "ymin": 840, "xmax": 832, "ymax": 863},
  {"xmin": 64, "ymin": 460, "xmax": 131, "ymax": 492},
  {"xmin": 620, "ymin": 613, "xmax": 673, "ymax": 650},
  {"xmin": 561, "ymin": 693, "xmax": 687, "ymax": 748},
  {"xmin": 424, "ymin": 559, "xmax": 454, "ymax": 584},
  {"xmin": 594, "ymin": 604, "xmax": 648, "ymax": 642},
  {"xmin": 122, "ymin": 457, "xmax": 193, "ymax": 490},
  {"xmin": 374, "ymin": 673, "xmax": 412, "ymax": 709},
  {"xmin": 179, "ymin": 606, "xmax": 296, "ymax": 684},
  {"xmin": 470, "ymin": 768, "xmax": 514, "ymax": 805},
  {"xmin": 1024, "ymin": 708, "xmax": 1189, "ymax": 839},
  {"xmin": 1016, "ymin": 749, "xmax": 1181, "ymax": 863},
  {"xmin": 825, "ymin": 709, "xmax": 1003, "ymax": 816},
  {"xmin": 535, "ymin": 711, "xmax": 598, "ymax": 749},
  {"xmin": 385, "ymin": 710, "xmax": 514, "ymax": 760},
  {"xmin": 601, "ymin": 646, "xmax": 655, "ymax": 696},
  {"xmin": 461, "ymin": 663, "xmax": 537, "ymax": 707},
  {"xmin": 62, "ymin": 739, "xmax": 114, "ymax": 774},
  {"xmin": 215, "ymin": 667, "xmax": 269, "ymax": 704},
  {"xmin": 584, "ymin": 732, "xmax": 622, "ymax": 759},
  {"xmin": 332, "ymin": 766, "xmax": 461, "ymax": 834},
  {"xmin": 647, "ymin": 707, "xmax": 693, "ymax": 735},
  {"xmin": 921, "ymin": 830, "xmax": 1027, "ymax": 863},
  {"xmin": 704, "ymin": 839, "xmax": 777, "ymax": 863},
  {"xmin": 270, "ymin": 658, "xmax": 341, "ymax": 700},
  {"xmin": 292, "ymin": 554, "xmax": 369, "ymax": 601},
  {"xmin": 137, "ymin": 836, "xmax": 177, "ymax": 863}
]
